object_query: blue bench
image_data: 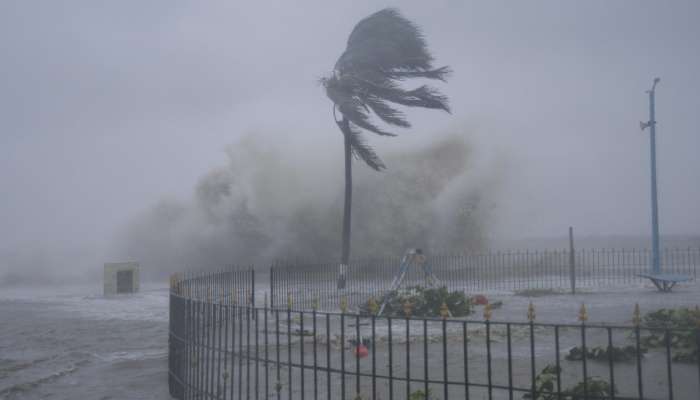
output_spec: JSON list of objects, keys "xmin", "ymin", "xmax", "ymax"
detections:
[{"xmin": 637, "ymin": 273, "xmax": 692, "ymax": 292}]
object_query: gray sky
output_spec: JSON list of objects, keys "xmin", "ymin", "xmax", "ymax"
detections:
[{"xmin": 1, "ymin": 1, "xmax": 699, "ymax": 273}]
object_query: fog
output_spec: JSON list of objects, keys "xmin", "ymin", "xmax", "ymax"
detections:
[{"xmin": 2, "ymin": 1, "xmax": 699, "ymax": 284}]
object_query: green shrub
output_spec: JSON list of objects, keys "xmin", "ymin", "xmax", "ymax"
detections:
[
  {"xmin": 638, "ymin": 307, "xmax": 700, "ymax": 362},
  {"xmin": 409, "ymin": 389, "xmax": 436, "ymax": 400},
  {"xmin": 361, "ymin": 286, "xmax": 473, "ymax": 318},
  {"xmin": 565, "ymin": 345, "xmax": 645, "ymax": 362},
  {"xmin": 523, "ymin": 365, "xmax": 615, "ymax": 400}
]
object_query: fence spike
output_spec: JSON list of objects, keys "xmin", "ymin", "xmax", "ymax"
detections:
[
  {"xmin": 340, "ymin": 296, "xmax": 348, "ymax": 313},
  {"xmin": 368, "ymin": 297, "xmax": 379, "ymax": 315},
  {"xmin": 483, "ymin": 303, "xmax": 492, "ymax": 321},
  {"xmin": 578, "ymin": 303, "xmax": 588, "ymax": 323},
  {"xmin": 440, "ymin": 302, "xmax": 450, "ymax": 319},
  {"xmin": 632, "ymin": 303, "xmax": 641, "ymax": 326},
  {"xmin": 402, "ymin": 300, "xmax": 413, "ymax": 318},
  {"xmin": 527, "ymin": 302, "xmax": 536, "ymax": 322}
]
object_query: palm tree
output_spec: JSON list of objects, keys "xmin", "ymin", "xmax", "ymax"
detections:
[{"xmin": 321, "ymin": 8, "xmax": 451, "ymax": 288}]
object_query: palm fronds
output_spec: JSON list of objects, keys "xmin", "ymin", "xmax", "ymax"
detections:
[
  {"xmin": 322, "ymin": 7, "xmax": 451, "ymax": 170},
  {"xmin": 337, "ymin": 119, "xmax": 386, "ymax": 171}
]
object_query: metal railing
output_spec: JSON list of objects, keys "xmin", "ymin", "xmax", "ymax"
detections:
[
  {"xmin": 271, "ymin": 248, "xmax": 700, "ymax": 311},
  {"xmin": 169, "ymin": 271, "xmax": 700, "ymax": 400}
]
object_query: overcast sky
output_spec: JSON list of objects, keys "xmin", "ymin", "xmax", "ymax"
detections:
[{"xmin": 1, "ymin": 1, "xmax": 699, "ymax": 271}]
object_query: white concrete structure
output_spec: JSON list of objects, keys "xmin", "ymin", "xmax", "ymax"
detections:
[{"xmin": 104, "ymin": 262, "xmax": 140, "ymax": 295}]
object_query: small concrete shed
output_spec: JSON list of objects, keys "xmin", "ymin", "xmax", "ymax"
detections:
[{"xmin": 104, "ymin": 262, "xmax": 140, "ymax": 295}]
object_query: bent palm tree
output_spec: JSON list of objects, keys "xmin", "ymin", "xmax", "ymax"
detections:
[{"xmin": 321, "ymin": 8, "xmax": 451, "ymax": 288}]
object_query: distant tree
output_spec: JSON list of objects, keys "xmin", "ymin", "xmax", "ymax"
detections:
[{"xmin": 321, "ymin": 8, "xmax": 451, "ymax": 288}]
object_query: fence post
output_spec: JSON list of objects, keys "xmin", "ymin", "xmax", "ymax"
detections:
[
  {"xmin": 269, "ymin": 265, "xmax": 274, "ymax": 310},
  {"xmin": 569, "ymin": 226, "xmax": 576, "ymax": 294},
  {"xmin": 251, "ymin": 268, "xmax": 256, "ymax": 307}
]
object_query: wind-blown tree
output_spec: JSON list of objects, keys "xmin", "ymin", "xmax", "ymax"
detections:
[{"xmin": 321, "ymin": 8, "xmax": 451, "ymax": 288}]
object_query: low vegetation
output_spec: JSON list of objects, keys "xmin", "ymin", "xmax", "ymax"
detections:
[
  {"xmin": 514, "ymin": 288, "xmax": 561, "ymax": 297},
  {"xmin": 361, "ymin": 286, "xmax": 474, "ymax": 318},
  {"xmin": 524, "ymin": 365, "xmax": 615, "ymax": 399},
  {"xmin": 639, "ymin": 307, "xmax": 700, "ymax": 362},
  {"xmin": 565, "ymin": 345, "xmax": 645, "ymax": 362}
]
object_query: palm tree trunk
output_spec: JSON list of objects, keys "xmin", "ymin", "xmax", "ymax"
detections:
[{"xmin": 339, "ymin": 117, "xmax": 352, "ymax": 289}]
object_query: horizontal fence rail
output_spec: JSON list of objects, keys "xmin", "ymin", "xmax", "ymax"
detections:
[
  {"xmin": 271, "ymin": 248, "xmax": 700, "ymax": 311},
  {"xmin": 169, "ymin": 271, "xmax": 700, "ymax": 400}
]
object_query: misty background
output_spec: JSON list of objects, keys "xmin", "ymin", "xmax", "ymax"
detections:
[{"xmin": 1, "ymin": 1, "xmax": 699, "ymax": 284}]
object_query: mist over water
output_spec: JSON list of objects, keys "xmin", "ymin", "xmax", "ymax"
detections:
[{"xmin": 117, "ymin": 131, "xmax": 506, "ymax": 279}]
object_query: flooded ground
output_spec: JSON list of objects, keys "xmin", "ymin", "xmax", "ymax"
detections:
[
  {"xmin": 0, "ymin": 284, "xmax": 171, "ymax": 400},
  {"xmin": 1, "ymin": 280, "xmax": 698, "ymax": 399}
]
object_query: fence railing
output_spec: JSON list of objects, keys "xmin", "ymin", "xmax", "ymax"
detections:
[
  {"xmin": 168, "ymin": 272, "xmax": 700, "ymax": 400},
  {"xmin": 270, "ymin": 248, "xmax": 700, "ymax": 311}
]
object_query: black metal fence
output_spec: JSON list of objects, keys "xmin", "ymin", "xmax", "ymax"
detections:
[
  {"xmin": 169, "ymin": 272, "xmax": 700, "ymax": 400},
  {"xmin": 271, "ymin": 248, "xmax": 700, "ymax": 311}
]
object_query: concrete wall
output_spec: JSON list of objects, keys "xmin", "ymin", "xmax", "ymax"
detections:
[{"xmin": 104, "ymin": 262, "xmax": 140, "ymax": 295}]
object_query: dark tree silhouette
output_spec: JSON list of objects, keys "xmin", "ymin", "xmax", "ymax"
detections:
[{"xmin": 321, "ymin": 8, "xmax": 451, "ymax": 288}]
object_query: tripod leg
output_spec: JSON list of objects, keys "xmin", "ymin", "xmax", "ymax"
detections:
[{"xmin": 378, "ymin": 262, "xmax": 409, "ymax": 316}]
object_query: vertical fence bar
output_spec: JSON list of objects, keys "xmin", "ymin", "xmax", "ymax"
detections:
[
  {"xmin": 555, "ymin": 325, "xmax": 562, "ymax": 399},
  {"xmin": 406, "ymin": 317, "xmax": 411, "ymax": 399},
  {"xmin": 529, "ymin": 320, "xmax": 536, "ymax": 400},
  {"xmin": 341, "ymin": 312, "xmax": 346, "ymax": 400},
  {"xmin": 463, "ymin": 321, "xmax": 469, "ymax": 400},
  {"xmin": 231, "ymin": 305, "xmax": 237, "ymax": 400},
  {"xmin": 265, "ymin": 302, "xmax": 269, "ymax": 400},
  {"xmin": 665, "ymin": 328, "xmax": 674, "ymax": 400},
  {"xmin": 607, "ymin": 327, "xmax": 615, "ymax": 400},
  {"xmin": 635, "ymin": 325, "xmax": 644, "ymax": 399},
  {"xmin": 569, "ymin": 227, "xmax": 576, "ymax": 294},
  {"xmin": 287, "ymin": 308, "xmax": 292, "ymax": 400},
  {"xmin": 246, "ymin": 302, "xmax": 251, "ymax": 400},
  {"xmin": 486, "ymin": 319, "xmax": 493, "ymax": 400},
  {"xmin": 388, "ymin": 317, "xmax": 394, "ymax": 400},
  {"xmin": 313, "ymin": 308, "xmax": 318, "ymax": 400},
  {"xmin": 238, "ymin": 305, "xmax": 243, "ymax": 400},
  {"xmin": 581, "ymin": 324, "xmax": 589, "ymax": 400},
  {"xmin": 206, "ymin": 300, "xmax": 212, "ymax": 398},
  {"xmin": 372, "ymin": 315, "xmax": 377, "ymax": 400},
  {"xmin": 223, "ymin": 305, "xmax": 229, "ymax": 400},
  {"xmin": 275, "ymin": 309, "xmax": 280, "ymax": 400},
  {"xmin": 186, "ymin": 298, "xmax": 192, "ymax": 400},
  {"xmin": 424, "ymin": 318, "xmax": 429, "ymax": 398},
  {"xmin": 507, "ymin": 323, "xmax": 513, "ymax": 400},
  {"xmin": 326, "ymin": 313, "xmax": 331, "ymax": 400},
  {"xmin": 443, "ymin": 318, "xmax": 448, "ymax": 400},
  {"xmin": 355, "ymin": 313, "xmax": 361, "ymax": 397},
  {"xmin": 696, "ymin": 326, "xmax": 700, "ymax": 397},
  {"xmin": 217, "ymin": 302, "xmax": 223, "ymax": 399},
  {"xmin": 255, "ymin": 308, "xmax": 260, "ymax": 400},
  {"xmin": 297, "ymin": 310, "xmax": 304, "ymax": 399}
]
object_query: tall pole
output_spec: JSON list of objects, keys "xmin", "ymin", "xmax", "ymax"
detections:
[{"xmin": 642, "ymin": 78, "xmax": 661, "ymax": 275}]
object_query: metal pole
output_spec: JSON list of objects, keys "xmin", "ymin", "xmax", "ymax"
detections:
[
  {"xmin": 646, "ymin": 78, "xmax": 661, "ymax": 274},
  {"xmin": 569, "ymin": 226, "xmax": 576, "ymax": 294}
]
